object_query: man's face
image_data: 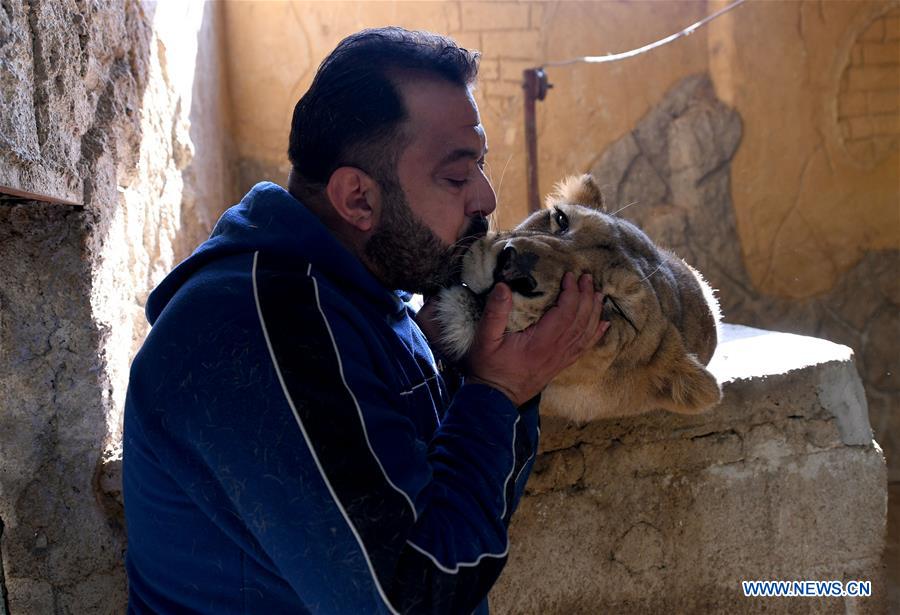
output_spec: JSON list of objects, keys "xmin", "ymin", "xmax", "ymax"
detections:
[{"xmin": 364, "ymin": 78, "xmax": 496, "ymax": 295}]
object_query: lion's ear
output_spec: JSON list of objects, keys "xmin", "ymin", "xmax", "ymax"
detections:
[
  {"xmin": 651, "ymin": 352, "xmax": 722, "ymax": 414},
  {"xmin": 545, "ymin": 174, "xmax": 605, "ymax": 211}
]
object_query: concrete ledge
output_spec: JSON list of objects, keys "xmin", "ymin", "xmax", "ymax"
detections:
[{"xmin": 490, "ymin": 323, "xmax": 887, "ymax": 614}]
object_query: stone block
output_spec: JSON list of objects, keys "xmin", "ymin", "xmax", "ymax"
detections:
[
  {"xmin": 869, "ymin": 90, "xmax": 900, "ymax": 114},
  {"xmin": 444, "ymin": 1, "xmax": 461, "ymax": 32},
  {"xmin": 886, "ymin": 17, "xmax": 900, "ymax": 41},
  {"xmin": 862, "ymin": 41, "xmax": 900, "ymax": 65},
  {"xmin": 479, "ymin": 58, "xmax": 500, "ymax": 82},
  {"xmin": 847, "ymin": 66, "xmax": 899, "ymax": 91},
  {"xmin": 529, "ymin": 3, "xmax": 547, "ymax": 28},
  {"xmin": 527, "ymin": 447, "xmax": 584, "ymax": 495},
  {"xmin": 483, "ymin": 79, "xmax": 525, "ymax": 100},
  {"xmin": 861, "ymin": 19, "xmax": 885, "ymax": 42},
  {"xmin": 446, "ymin": 30, "xmax": 482, "ymax": 56},
  {"xmin": 500, "ymin": 59, "xmax": 536, "ymax": 83},
  {"xmin": 480, "ymin": 30, "xmax": 541, "ymax": 60},
  {"xmin": 461, "ymin": 2, "xmax": 530, "ymax": 31},
  {"xmin": 839, "ymin": 92, "xmax": 868, "ymax": 117},
  {"xmin": 490, "ymin": 325, "xmax": 886, "ymax": 614},
  {"xmin": 848, "ymin": 116, "xmax": 876, "ymax": 141},
  {"xmin": 871, "ymin": 113, "xmax": 900, "ymax": 136}
]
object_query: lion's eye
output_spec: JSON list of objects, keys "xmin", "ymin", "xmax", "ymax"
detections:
[{"xmin": 552, "ymin": 208, "xmax": 569, "ymax": 234}]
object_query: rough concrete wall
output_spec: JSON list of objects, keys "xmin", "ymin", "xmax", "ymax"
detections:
[
  {"xmin": 0, "ymin": 202, "xmax": 123, "ymax": 613},
  {"xmin": 491, "ymin": 326, "xmax": 886, "ymax": 614},
  {"xmin": 95, "ymin": 1, "xmax": 237, "ymax": 455},
  {"xmin": 0, "ymin": 0, "xmax": 99, "ymax": 204},
  {"xmin": 0, "ymin": 0, "xmax": 235, "ymax": 612}
]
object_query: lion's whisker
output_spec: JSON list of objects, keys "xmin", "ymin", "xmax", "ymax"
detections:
[
  {"xmin": 638, "ymin": 261, "xmax": 664, "ymax": 283},
  {"xmin": 493, "ymin": 154, "xmax": 514, "ymax": 230},
  {"xmin": 610, "ymin": 200, "xmax": 639, "ymax": 216}
]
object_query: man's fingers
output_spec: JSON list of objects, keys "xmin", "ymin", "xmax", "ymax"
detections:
[
  {"xmin": 527, "ymin": 271, "xmax": 577, "ymax": 339},
  {"xmin": 579, "ymin": 292, "xmax": 602, "ymax": 344},
  {"xmin": 476, "ymin": 283, "xmax": 512, "ymax": 350},
  {"xmin": 568, "ymin": 275, "xmax": 596, "ymax": 339},
  {"xmin": 586, "ymin": 293, "xmax": 609, "ymax": 345},
  {"xmin": 553, "ymin": 272, "xmax": 579, "ymax": 317}
]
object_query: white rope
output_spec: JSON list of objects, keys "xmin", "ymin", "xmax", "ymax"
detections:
[{"xmin": 541, "ymin": 0, "xmax": 747, "ymax": 69}]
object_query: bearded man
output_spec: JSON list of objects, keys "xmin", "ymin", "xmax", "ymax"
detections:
[{"xmin": 123, "ymin": 27, "xmax": 607, "ymax": 614}]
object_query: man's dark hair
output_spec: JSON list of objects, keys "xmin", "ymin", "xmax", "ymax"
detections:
[{"xmin": 287, "ymin": 27, "xmax": 480, "ymax": 199}]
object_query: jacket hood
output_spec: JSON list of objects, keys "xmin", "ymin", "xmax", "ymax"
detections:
[{"xmin": 145, "ymin": 182, "xmax": 403, "ymax": 324}]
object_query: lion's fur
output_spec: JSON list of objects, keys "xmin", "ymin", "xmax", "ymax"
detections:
[{"xmin": 436, "ymin": 174, "xmax": 722, "ymax": 422}]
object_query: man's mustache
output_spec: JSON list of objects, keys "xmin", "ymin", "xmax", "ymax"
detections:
[
  {"xmin": 442, "ymin": 216, "xmax": 490, "ymax": 289},
  {"xmin": 454, "ymin": 216, "xmax": 489, "ymax": 251},
  {"xmin": 468, "ymin": 215, "xmax": 489, "ymax": 238}
]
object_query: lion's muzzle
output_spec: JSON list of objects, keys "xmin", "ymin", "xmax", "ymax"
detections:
[{"xmin": 494, "ymin": 245, "xmax": 544, "ymax": 298}]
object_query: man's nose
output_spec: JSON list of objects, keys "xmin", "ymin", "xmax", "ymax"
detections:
[{"xmin": 466, "ymin": 173, "xmax": 497, "ymax": 218}]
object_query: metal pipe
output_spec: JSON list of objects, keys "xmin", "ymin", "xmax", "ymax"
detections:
[{"xmin": 522, "ymin": 68, "xmax": 550, "ymax": 214}]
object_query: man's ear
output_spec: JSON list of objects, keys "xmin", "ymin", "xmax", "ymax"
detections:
[{"xmin": 325, "ymin": 167, "xmax": 381, "ymax": 232}]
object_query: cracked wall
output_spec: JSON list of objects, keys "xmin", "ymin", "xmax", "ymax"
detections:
[{"xmin": 0, "ymin": 0, "xmax": 235, "ymax": 612}]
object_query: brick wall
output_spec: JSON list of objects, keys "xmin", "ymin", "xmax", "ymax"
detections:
[{"xmin": 839, "ymin": 7, "xmax": 900, "ymax": 164}]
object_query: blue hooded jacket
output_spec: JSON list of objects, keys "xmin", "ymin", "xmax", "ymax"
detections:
[{"xmin": 123, "ymin": 182, "xmax": 540, "ymax": 614}]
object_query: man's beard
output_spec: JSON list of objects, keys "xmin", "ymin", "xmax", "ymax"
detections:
[{"xmin": 364, "ymin": 179, "xmax": 489, "ymax": 295}]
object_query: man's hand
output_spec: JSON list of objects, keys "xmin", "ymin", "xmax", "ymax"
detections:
[{"xmin": 465, "ymin": 272, "xmax": 609, "ymax": 407}]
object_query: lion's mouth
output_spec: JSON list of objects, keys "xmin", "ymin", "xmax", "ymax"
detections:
[
  {"xmin": 462, "ymin": 278, "xmax": 545, "ymax": 311},
  {"xmin": 503, "ymin": 276, "xmax": 544, "ymax": 299}
]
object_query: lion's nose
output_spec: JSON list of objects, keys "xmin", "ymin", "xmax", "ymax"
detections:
[
  {"xmin": 494, "ymin": 245, "xmax": 542, "ymax": 297},
  {"xmin": 496, "ymin": 245, "xmax": 520, "ymax": 279}
]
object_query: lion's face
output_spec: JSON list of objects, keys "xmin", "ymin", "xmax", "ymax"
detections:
[
  {"xmin": 436, "ymin": 174, "xmax": 722, "ymax": 422},
  {"xmin": 457, "ymin": 201, "xmax": 666, "ymax": 355}
]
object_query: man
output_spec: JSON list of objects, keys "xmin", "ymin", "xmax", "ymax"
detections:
[{"xmin": 123, "ymin": 27, "xmax": 607, "ymax": 614}]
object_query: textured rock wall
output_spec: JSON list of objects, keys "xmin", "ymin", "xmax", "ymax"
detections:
[
  {"xmin": 0, "ymin": 201, "xmax": 123, "ymax": 613},
  {"xmin": 0, "ymin": 1, "xmax": 234, "ymax": 612}
]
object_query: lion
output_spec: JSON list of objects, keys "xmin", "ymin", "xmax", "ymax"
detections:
[{"xmin": 435, "ymin": 174, "xmax": 722, "ymax": 422}]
